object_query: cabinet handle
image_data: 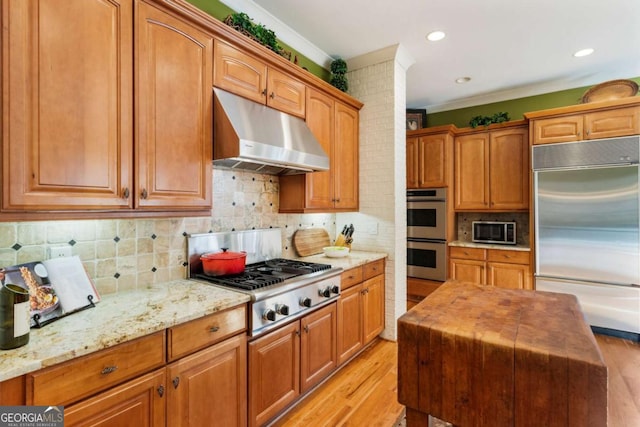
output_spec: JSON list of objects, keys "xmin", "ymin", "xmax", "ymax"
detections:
[
  {"xmin": 122, "ymin": 187, "xmax": 130, "ymax": 199},
  {"xmin": 586, "ymin": 129, "xmax": 590, "ymax": 136},
  {"xmin": 141, "ymin": 188, "xmax": 148, "ymax": 199},
  {"xmin": 304, "ymin": 325, "xmax": 309, "ymax": 333},
  {"xmin": 209, "ymin": 326, "xmax": 220, "ymax": 333},
  {"xmin": 261, "ymin": 88, "xmax": 267, "ymax": 96},
  {"xmin": 269, "ymin": 92, "xmax": 275, "ymax": 99},
  {"xmin": 172, "ymin": 377, "xmax": 180, "ymax": 389},
  {"xmin": 157, "ymin": 385, "xmax": 165, "ymax": 397},
  {"xmin": 100, "ymin": 365, "xmax": 118, "ymax": 375},
  {"xmin": 295, "ymin": 329, "xmax": 301, "ymax": 337}
]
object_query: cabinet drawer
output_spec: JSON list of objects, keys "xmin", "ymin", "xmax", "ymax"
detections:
[
  {"xmin": 449, "ymin": 246, "xmax": 486, "ymax": 261},
  {"xmin": 363, "ymin": 259, "xmax": 385, "ymax": 280},
  {"xmin": 487, "ymin": 249, "xmax": 530, "ymax": 265},
  {"xmin": 167, "ymin": 304, "xmax": 247, "ymax": 361},
  {"xmin": 341, "ymin": 267, "xmax": 363, "ymax": 290},
  {"xmin": 27, "ymin": 331, "xmax": 165, "ymax": 406}
]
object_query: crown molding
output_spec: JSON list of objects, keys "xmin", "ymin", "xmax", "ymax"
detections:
[{"xmin": 347, "ymin": 44, "xmax": 416, "ymax": 72}]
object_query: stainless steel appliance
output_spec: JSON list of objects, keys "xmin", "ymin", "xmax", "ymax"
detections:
[
  {"xmin": 407, "ymin": 188, "xmax": 447, "ymax": 281},
  {"xmin": 213, "ymin": 88, "xmax": 329, "ymax": 175},
  {"xmin": 472, "ymin": 221, "xmax": 516, "ymax": 245},
  {"xmin": 533, "ymin": 135, "xmax": 640, "ymax": 337},
  {"xmin": 187, "ymin": 228, "xmax": 342, "ymax": 338}
]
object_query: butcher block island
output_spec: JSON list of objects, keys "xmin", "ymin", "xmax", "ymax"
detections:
[{"xmin": 398, "ymin": 280, "xmax": 607, "ymax": 427}]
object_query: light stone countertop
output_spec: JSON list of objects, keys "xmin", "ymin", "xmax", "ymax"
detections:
[
  {"xmin": 449, "ymin": 240, "xmax": 530, "ymax": 251},
  {"xmin": 296, "ymin": 250, "xmax": 388, "ymax": 270},
  {"xmin": 0, "ymin": 280, "xmax": 249, "ymax": 382}
]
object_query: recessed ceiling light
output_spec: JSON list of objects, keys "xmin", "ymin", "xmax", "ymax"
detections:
[
  {"xmin": 426, "ymin": 31, "xmax": 446, "ymax": 42},
  {"xmin": 574, "ymin": 48, "xmax": 594, "ymax": 57},
  {"xmin": 455, "ymin": 77, "xmax": 471, "ymax": 84}
]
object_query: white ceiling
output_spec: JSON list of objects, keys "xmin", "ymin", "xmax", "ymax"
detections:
[{"xmin": 222, "ymin": 0, "xmax": 640, "ymax": 113}]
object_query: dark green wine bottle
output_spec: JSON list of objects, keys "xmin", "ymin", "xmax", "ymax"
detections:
[{"xmin": 0, "ymin": 283, "xmax": 30, "ymax": 350}]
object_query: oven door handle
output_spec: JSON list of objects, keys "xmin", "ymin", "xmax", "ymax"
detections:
[{"xmin": 407, "ymin": 238, "xmax": 446, "ymax": 244}]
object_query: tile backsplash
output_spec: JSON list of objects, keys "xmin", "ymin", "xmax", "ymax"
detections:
[{"xmin": 0, "ymin": 168, "xmax": 335, "ymax": 295}]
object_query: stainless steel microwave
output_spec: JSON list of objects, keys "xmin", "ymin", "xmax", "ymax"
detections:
[{"xmin": 472, "ymin": 221, "xmax": 516, "ymax": 245}]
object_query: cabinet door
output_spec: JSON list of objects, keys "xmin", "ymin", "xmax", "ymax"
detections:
[
  {"xmin": 489, "ymin": 127, "xmax": 529, "ymax": 210},
  {"xmin": 167, "ymin": 334, "xmax": 247, "ymax": 427},
  {"xmin": 449, "ymin": 258, "xmax": 485, "ymax": 284},
  {"xmin": 454, "ymin": 133, "xmax": 489, "ymax": 210},
  {"xmin": 406, "ymin": 137, "xmax": 420, "ymax": 189},
  {"xmin": 63, "ymin": 369, "xmax": 165, "ymax": 427},
  {"xmin": 585, "ymin": 106, "xmax": 640, "ymax": 139},
  {"xmin": 333, "ymin": 102, "xmax": 359, "ymax": 210},
  {"xmin": 303, "ymin": 89, "xmax": 334, "ymax": 209},
  {"xmin": 266, "ymin": 68, "xmax": 306, "ymax": 118},
  {"xmin": 362, "ymin": 275, "xmax": 385, "ymax": 344},
  {"xmin": 531, "ymin": 115, "xmax": 583, "ymax": 144},
  {"xmin": 249, "ymin": 321, "xmax": 300, "ymax": 427},
  {"xmin": 337, "ymin": 284, "xmax": 364, "ymax": 365},
  {"xmin": 2, "ymin": 0, "xmax": 133, "ymax": 210},
  {"xmin": 419, "ymin": 134, "xmax": 449, "ymax": 188},
  {"xmin": 300, "ymin": 303, "xmax": 337, "ymax": 392},
  {"xmin": 136, "ymin": 2, "xmax": 212, "ymax": 209},
  {"xmin": 487, "ymin": 262, "xmax": 531, "ymax": 290},
  {"xmin": 213, "ymin": 40, "xmax": 267, "ymax": 104}
]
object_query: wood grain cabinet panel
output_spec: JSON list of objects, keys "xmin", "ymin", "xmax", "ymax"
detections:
[
  {"xmin": 449, "ymin": 247, "xmax": 531, "ymax": 289},
  {"xmin": 530, "ymin": 104, "xmax": 640, "ymax": 145},
  {"xmin": 406, "ymin": 128, "xmax": 454, "ymax": 189},
  {"xmin": 63, "ymin": 369, "xmax": 166, "ymax": 427},
  {"xmin": 27, "ymin": 331, "xmax": 165, "ymax": 407},
  {"xmin": 337, "ymin": 260, "xmax": 385, "ymax": 366},
  {"xmin": 2, "ymin": 0, "xmax": 213, "ymax": 213},
  {"xmin": 279, "ymin": 88, "xmax": 359, "ymax": 212},
  {"xmin": 167, "ymin": 334, "xmax": 247, "ymax": 427},
  {"xmin": 167, "ymin": 305, "xmax": 247, "ymax": 361},
  {"xmin": 135, "ymin": 1, "xmax": 213, "ymax": 210},
  {"xmin": 300, "ymin": 303, "xmax": 337, "ymax": 392},
  {"xmin": 454, "ymin": 124, "xmax": 528, "ymax": 211},
  {"xmin": 2, "ymin": 0, "xmax": 134, "ymax": 210},
  {"xmin": 213, "ymin": 40, "xmax": 305, "ymax": 117}
]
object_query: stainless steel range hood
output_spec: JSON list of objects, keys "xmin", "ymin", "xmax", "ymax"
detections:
[{"xmin": 213, "ymin": 88, "xmax": 329, "ymax": 175}]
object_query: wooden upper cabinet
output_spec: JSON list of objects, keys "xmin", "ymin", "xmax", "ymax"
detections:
[
  {"xmin": 279, "ymin": 88, "xmax": 359, "ymax": 212},
  {"xmin": 2, "ymin": 0, "xmax": 134, "ymax": 210},
  {"xmin": 454, "ymin": 132, "xmax": 490, "ymax": 210},
  {"xmin": 213, "ymin": 40, "xmax": 305, "ymax": 117},
  {"xmin": 406, "ymin": 125, "xmax": 454, "ymax": 189},
  {"xmin": 135, "ymin": 1, "xmax": 213, "ymax": 210},
  {"xmin": 527, "ymin": 99, "xmax": 640, "ymax": 145},
  {"xmin": 2, "ymin": 0, "xmax": 213, "ymax": 214},
  {"xmin": 454, "ymin": 123, "xmax": 528, "ymax": 211}
]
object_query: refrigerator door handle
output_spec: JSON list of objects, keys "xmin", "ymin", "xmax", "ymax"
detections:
[{"xmin": 535, "ymin": 274, "xmax": 637, "ymax": 288}]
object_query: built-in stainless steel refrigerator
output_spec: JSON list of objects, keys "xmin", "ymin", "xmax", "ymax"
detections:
[{"xmin": 533, "ymin": 135, "xmax": 640, "ymax": 335}]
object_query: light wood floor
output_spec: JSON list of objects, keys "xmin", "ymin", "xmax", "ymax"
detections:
[{"xmin": 271, "ymin": 334, "xmax": 640, "ymax": 427}]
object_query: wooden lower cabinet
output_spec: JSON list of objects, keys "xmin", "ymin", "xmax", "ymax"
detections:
[
  {"xmin": 167, "ymin": 333, "xmax": 247, "ymax": 427},
  {"xmin": 337, "ymin": 260, "xmax": 386, "ymax": 366},
  {"xmin": 249, "ymin": 303, "xmax": 337, "ymax": 427},
  {"xmin": 449, "ymin": 246, "xmax": 532, "ymax": 289},
  {"xmin": 63, "ymin": 369, "xmax": 166, "ymax": 427}
]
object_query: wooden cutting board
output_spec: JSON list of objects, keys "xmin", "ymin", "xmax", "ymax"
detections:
[{"xmin": 292, "ymin": 228, "xmax": 331, "ymax": 257}]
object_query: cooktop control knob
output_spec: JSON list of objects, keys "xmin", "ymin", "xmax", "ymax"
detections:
[
  {"xmin": 319, "ymin": 287, "xmax": 331, "ymax": 298},
  {"xmin": 262, "ymin": 309, "xmax": 277, "ymax": 322},
  {"xmin": 331, "ymin": 285, "xmax": 340, "ymax": 294},
  {"xmin": 299, "ymin": 297, "xmax": 312, "ymax": 307},
  {"xmin": 276, "ymin": 304, "xmax": 289, "ymax": 315}
]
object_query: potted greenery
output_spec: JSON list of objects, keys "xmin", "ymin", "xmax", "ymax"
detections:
[
  {"xmin": 468, "ymin": 112, "xmax": 510, "ymax": 128},
  {"xmin": 330, "ymin": 58, "xmax": 348, "ymax": 92}
]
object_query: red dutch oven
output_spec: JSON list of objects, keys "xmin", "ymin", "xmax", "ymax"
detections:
[{"xmin": 201, "ymin": 248, "xmax": 247, "ymax": 276}]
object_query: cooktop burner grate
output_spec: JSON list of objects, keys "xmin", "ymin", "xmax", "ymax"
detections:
[{"xmin": 195, "ymin": 258, "xmax": 333, "ymax": 291}]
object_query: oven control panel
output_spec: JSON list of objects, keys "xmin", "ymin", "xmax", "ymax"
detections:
[{"xmin": 252, "ymin": 275, "xmax": 341, "ymax": 337}]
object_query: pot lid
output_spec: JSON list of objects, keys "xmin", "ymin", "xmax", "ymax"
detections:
[{"xmin": 201, "ymin": 248, "xmax": 246, "ymax": 260}]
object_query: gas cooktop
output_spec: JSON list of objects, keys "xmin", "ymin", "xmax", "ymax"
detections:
[{"xmin": 196, "ymin": 258, "xmax": 333, "ymax": 291}]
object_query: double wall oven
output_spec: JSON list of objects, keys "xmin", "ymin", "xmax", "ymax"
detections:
[{"xmin": 407, "ymin": 188, "xmax": 447, "ymax": 281}]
